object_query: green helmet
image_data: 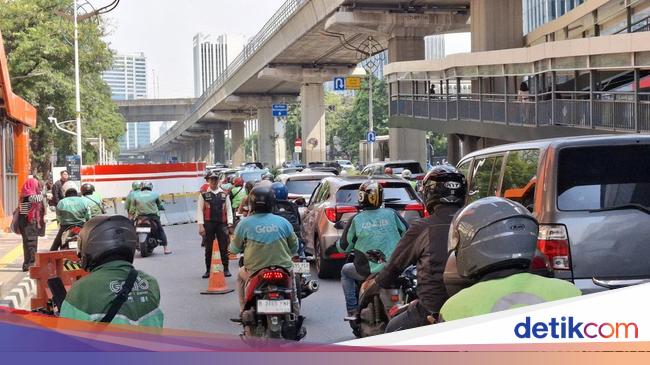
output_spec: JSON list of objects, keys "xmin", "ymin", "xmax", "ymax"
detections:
[{"xmin": 132, "ymin": 181, "xmax": 142, "ymax": 191}]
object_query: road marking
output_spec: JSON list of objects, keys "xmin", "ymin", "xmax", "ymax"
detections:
[{"xmin": 0, "ymin": 244, "xmax": 23, "ymax": 270}]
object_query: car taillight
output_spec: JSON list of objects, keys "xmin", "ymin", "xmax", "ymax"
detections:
[
  {"xmin": 404, "ymin": 203, "xmax": 427, "ymax": 218},
  {"xmin": 261, "ymin": 270, "xmax": 288, "ymax": 283},
  {"xmin": 325, "ymin": 206, "xmax": 358, "ymax": 223},
  {"xmin": 415, "ymin": 175, "xmax": 424, "ymax": 180},
  {"xmin": 537, "ymin": 224, "xmax": 571, "ymax": 270}
]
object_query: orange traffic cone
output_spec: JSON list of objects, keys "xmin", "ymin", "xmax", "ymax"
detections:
[{"xmin": 201, "ymin": 238, "xmax": 234, "ymax": 295}]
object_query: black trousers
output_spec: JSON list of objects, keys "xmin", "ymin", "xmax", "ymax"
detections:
[
  {"xmin": 202, "ymin": 221, "xmax": 229, "ymax": 273},
  {"xmin": 50, "ymin": 224, "xmax": 73, "ymax": 251},
  {"xmin": 145, "ymin": 214, "xmax": 168, "ymax": 247},
  {"xmin": 19, "ymin": 215, "xmax": 38, "ymax": 270},
  {"xmin": 385, "ymin": 301, "xmax": 433, "ymax": 333}
]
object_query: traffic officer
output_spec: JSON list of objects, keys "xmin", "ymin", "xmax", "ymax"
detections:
[
  {"xmin": 377, "ymin": 165, "xmax": 467, "ymax": 332},
  {"xmin": 60, "ymin": 215, "xmax": 164, "ymax": 327},
  {"xmin": 439, "ymin": 197, "xmax": 581, "ymax": 322},
  {"xmin": 197, "ymin": 170, "xmax": 234, "ymax": 278}
]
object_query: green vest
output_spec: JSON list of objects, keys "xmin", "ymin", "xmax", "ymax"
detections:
[
  {"xmin": 440, "ymin": 273, "xmax": 582, "ymax": 322},
  {"xmin": 230, "ymin": 187, "xmax": 246, "ymax": 210},
  {"xmin": 60, "ymin": 260, "xmax": 163, "ymax": 327},
  {"xmin": 83, "ymin": 194, "xmax": 104, "ymax": 217},
  {"xmin": 56, "ymin": 196, "xmax": 91, "ymax": 226}
]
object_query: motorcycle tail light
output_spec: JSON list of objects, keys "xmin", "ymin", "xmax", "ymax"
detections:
[
  {"xmin": 404, "ymin": 203, "xmax": 427, "ymax": 218},
  {"xmin": 390, "ymin": 294, "xmax": 400, "ymax": 303},
  {"xmin": 261, "ymin": 270, "xmax": 288, "ymax": 283},
  {"xmin": 71, "ymin": 226, "xmax": 82, "ymax": 234},
  {"xmin": 268, "ymin": 292, "xmax": 280, "ymax": 299}
]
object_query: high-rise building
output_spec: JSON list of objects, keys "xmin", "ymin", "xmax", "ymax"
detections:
[
  {"xmin": 193, "ymin": 33, "xmax": 247, "ymax": 97},
  {"xmin": 102, "ymin": 53, "xmax": 147, "ymax": 101},
  {"xmin": 102, "ymin": 53, "xmax": 151, "ymax": 151},
  {"xmin": 424, "ymin": 35, "xmax": 446, "ymax": 60},
  {"xmin": 523, "ymin": 0, "xmax": 586, "ymax": 34}
]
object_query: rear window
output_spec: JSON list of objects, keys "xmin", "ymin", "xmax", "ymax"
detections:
[
  {"xmin": 557, "ymin": 145, "xmax": 650, "ymax": 211},
  {"xmin": 336, "ymin": 183, "xmax": 416, "ymax": 205},
  {"xmin": 239, "ymin": 171, "xmax": 263, "ymax": 182},
  {"xmin": 386, "ymin": 162, "xmax": 423, "ymax": 174},
  {"xmin": 286, "ymin": 179, "xmax": 321, "ymax": 196}
]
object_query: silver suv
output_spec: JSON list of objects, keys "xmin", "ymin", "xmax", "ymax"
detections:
[
  {"xmin": 301, "ymin": 175, "xmax": 427, "ymax": 279},
  {"xmin": 444, "ymin": 135, "xmax": 650, "ymax": 295}
]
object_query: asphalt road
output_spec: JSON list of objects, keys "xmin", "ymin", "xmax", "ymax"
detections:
[{"xmin": 133, "ymin": 223, "xmax": 355, "ymax": 344}]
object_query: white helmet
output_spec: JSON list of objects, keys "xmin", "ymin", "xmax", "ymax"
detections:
[{"xmin": 402, "ymin": 169, "xmax": 412, "ymax": 178}]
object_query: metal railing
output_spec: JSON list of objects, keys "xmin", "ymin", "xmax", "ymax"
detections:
[
  {"xmin": 4, "ymin": 173, "xmax": 18, "ymax": 215},
  {"xmin": 147, "ymin": 0, "xmax": 307, "ymax": 150},
  {"xmin": 391, "ymin": 90, "xmax": 650, "ymax": 133}
]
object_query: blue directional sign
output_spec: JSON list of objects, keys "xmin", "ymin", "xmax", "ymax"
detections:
[
  {"xmin": 272, "ymin": 103, "xmax": 288, "ymax": 117},
  {"xmin": 366, "ymin": 131, "xmax": 376, "ymax": 143},
  {"xmin": 333, "ymin": 77, "xmax": 345, "ymax": 91}
]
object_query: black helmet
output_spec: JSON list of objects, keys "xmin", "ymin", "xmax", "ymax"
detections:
[
  {"xmin": 358, "ymin": 180, "xmax": 383, "ymax": 209},
  {"xmin": 77, "ymin": 215, "xmax": 137, "ymax": 271},
  {"xmin": 449, "ymin": 197, "xmax": 538, "ymax": 279},
  {"xmin": 422, "ymin": 164, "xmax": 467, "ymax": 213},
  {"xmin": 249, "ymin": 185, "xmax": 276, "ymax": 213},
  {"xmin": 80, "ymin": 183, "xmax": 95, "ymax": 196},
  {"xmin": 141, "ymin": 181, "xmax": 153, "ymax": 191}
]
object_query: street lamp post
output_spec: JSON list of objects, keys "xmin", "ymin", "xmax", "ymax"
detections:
[{"xmin": 73, "ymin": 0, "xmax": 83, "ymax": 164}]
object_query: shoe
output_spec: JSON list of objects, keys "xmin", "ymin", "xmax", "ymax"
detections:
[
  {"xmin": 229, "ymin": 317, "xmax": 242, "ymax": 323},
  {"xmin": 202, "ymin": 272, "xmax": 210, "ymax": 279},
  {"xmin": 224, "ymin": 270, "xmax": 232, "ymax": 277}
]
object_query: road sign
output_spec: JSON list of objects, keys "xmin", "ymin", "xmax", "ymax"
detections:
[
  {"xmin": 346, "ymin": 77, "xmax": 362, "ymax": 90},
  {"xmin": 272, "ymin": 103, "xmax": 288, "ymax": 117},
  {"xmin": 366, "ymin": 131, "xmax": 376, "ymax": 143},
  {"xmin": 65, "ymin": 155, "xmax": 81, "ymax": 181},
  {"xmin": 294, "ymin": 138, "xmax": 303, "ymax": 153},
  {"xmin": 333, "ymin": 77, "xmax": 345, "ymax": 91}
]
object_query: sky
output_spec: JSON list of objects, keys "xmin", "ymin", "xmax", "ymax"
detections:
[{"xmin": 101, "ymin": 0, "xmax": 471, "ymax": 101}]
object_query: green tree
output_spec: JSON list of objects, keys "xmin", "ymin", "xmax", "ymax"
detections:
[
  {"xmin": 243, "ymin": 131, "xmax": 258, "ymax": 162},
  {"xmin": 0, "ymin": 0, "xmax": 125, "ymax": 177}
]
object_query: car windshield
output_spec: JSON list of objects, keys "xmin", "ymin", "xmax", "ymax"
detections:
[
  {"xmin": 286, "ymin": 179, "xmax": 321, "ymax": 196},
  {"xmin": 386, "ymin": 162, "xmax": 423, "ymax": 174},
  {"xmin": 239, "ymin": 171, "xmax": 264, "ymax": 182},
  {"xmin": 557, "ymin": 144, "xmax": 650, "ymax": 211},
  {"xmin": 338, "ymin": 160, "xmax": 351, "ymax": 165},
  {"xmin": 336, "ymin": 183, "xmax": 416, "ymax": 205}
]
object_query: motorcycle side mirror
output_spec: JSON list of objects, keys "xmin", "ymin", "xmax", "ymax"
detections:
[{"xmin": 295, "ymin": 197, "xmax": 306, "ymax": 206}]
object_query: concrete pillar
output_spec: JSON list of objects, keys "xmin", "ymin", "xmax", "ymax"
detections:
[
  {"xmin": 388, "ymin": 36, "xmax": 427, "ymax": 168},
  {"xmin": 461, "ymin": 135, "xmax": 479, "ymax": 157},
  {"xmin": 231, "ymin": 122, "xmax": 245, "ymax": 167},
  {"xmin": 447, "ymin": 134, "xmax": 461, "ymax": 165},
  {"xmin": 257, "ymin": 107, "xmax": 275, "ymax": 166},
  {"xmin": 470, "ymin": 0, "xmax": 523, "ymax": 52},
  {"xmin": 212, "ymin": 128, "xmax": 225, "ymax": 164},
  {"xmin": 199, "ymin": 137, "xmax": 211, "ymax": 163},
  {"xmin": 301, "ymin": 83, "xmax": 326, "ymax": 163},
  {"xmin": 275, "ymin": 117, "xmax": 287, "ymax": 166}
]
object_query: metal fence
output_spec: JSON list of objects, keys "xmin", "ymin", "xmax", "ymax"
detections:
[
  {"xmin": 391, "ymin": 90, "xmax": 650, "ymax": 133},
  {"xmin": 4, "ymin": 173, "xmax": 18, "ymax": 215}
]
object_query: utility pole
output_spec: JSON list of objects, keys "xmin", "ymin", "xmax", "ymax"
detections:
[
  {"xmin": 73, "ymin": 0, "xmax": 83, "ymax": 164},
  {"xmin": 368, "ymin": 38, "xmax": 374, "ymax": 164}
]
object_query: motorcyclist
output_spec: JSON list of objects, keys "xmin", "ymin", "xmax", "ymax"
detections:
[
  {"xmin": 131, "ymin": 181, "xmax": 171, "ymax": 255},
  {"xmin": 336, "ymin": 180, "xmax": 408, "ymax": 319},
  {"xmin": 401, "ymin": 169, "xmax": 418, "ymax": 191},
  {"xmin": 257, "ymin": 172, "xmax": 274, "ymax": 187},
  {"xmin": 236, "ymin": 181, "xmax": 255, "ymax": 217},
  {"xmin": 384, "ymin": 167, "xmax": 394, "ymax": 175},
  {"xmin": 270, "ymin": 182, "xmax": 301, "ymax": 238},
  {"xmin": 197, "ymin": 170, "xmax": 234, "ymax": 278},
  {"xmin": 50, "ymin": 182, "xmax": 91, "ymax": 251},
  {"xmin": 439, "ymin": 197, "xmax": 581, "ymax": 322},
  {"xmin": 125, "ymin": 181, "xmax": 141, "ymax": 219},
  {"xmin": 377, "ymin": 165, "xmax": 467, "ymax": 332},
  {"xmin": 230, "ymin": 177, "xmax": 246, "ymax": 216},
  {"xmin": 229, "ymin": 185, "xmax": 298, "ymax": 312},
  {"xmin": 60, "ymin": 215, "xmax": 164, "ymax": 327},
  {"xmin": 81, "ymin": 183, "xmax": 105, "ymax": 218}
]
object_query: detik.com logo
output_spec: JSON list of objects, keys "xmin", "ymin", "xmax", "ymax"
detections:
[{"xmin": 514, "ymin": 317, "xmax": 638, "ymax": 339}]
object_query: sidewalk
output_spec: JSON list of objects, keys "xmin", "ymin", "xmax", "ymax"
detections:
[{"xmin": 0, "ymin": 213, "xmax": 58, "ymax": 308}]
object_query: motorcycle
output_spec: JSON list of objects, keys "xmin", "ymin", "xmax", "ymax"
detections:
[
  {"xmin": 134, "ymin": 216, "xmax": 161, "ymax": 257},
  {"xmin": 293, "ymin": 239, "xmax": 319, "ymax": 302},
  {"xmin": 346, "ymin": 250, "xmax": 418, "ymax": 338},
  {"xmin": 60, "ymin": 225, "xmax": 83, "ymax": 250},
  {"xmin": 239, "ymin": 266, "xmax": 306, "ymax": 341}
]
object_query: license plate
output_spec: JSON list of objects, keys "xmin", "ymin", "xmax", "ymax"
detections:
[
  {"xmin": 136, "ymin": 227, "xmax": 151, "ymax": 233},
  {"xmin": 292, "ymin": 262, "xmax": 310, "ymax": 274},
  {"xmin": 257, "ymin": 299, "xmax": 291, "ymax": 314},
  {"xmin": 68, "ymin": 241, "xmax": 78, "ymax": 250}
]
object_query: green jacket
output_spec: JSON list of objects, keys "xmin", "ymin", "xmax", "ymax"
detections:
[
  {"xmin": 131, "ymin": 190, "xmax": 164, "ymax": 217},
  {"xmin": 83, "ymin": 194, "xmax": 104, "ymax": 218},
  {"xmin": 60, "ymin": 260, "xmax": 163, "ymax": 327},
  {"xmin": 230, "ymin": 186, "xmax": 246, "ymax": 210},
  {"xmin": 124, "ymin": 190, "xmax": 139, "ymax": 216},
  {"xmin": 440, "ymin": 273, "xmax": 582, "ymax": 322},
  {"xmin": 229, "ymin": 213, "xmax": 298, "ymax": 274},
  {"xmin": 338, "ymin": 208, "xmax": 408, "ymax": 274},
  {"xmin": 56, "ymin": 196, "xmax": 91, "ymax": 226}
]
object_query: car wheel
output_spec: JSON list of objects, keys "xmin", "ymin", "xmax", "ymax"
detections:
[{"xmin": 314, "ymin": 236, "xmax": 341, "ymax": 279}]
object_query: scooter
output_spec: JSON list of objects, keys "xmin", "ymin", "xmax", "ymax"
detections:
[
  {"xmin": 134, "ymin": 216, "xmax": 161, "ymax": 257},
  {"xmin": 239, "ymin": 266, "xmax": 306, "ymax": 341},
  {"xmin": 346, "ymin": 250, "xmax": 418, "ymax": 338},
  {"xmin": 293, "ymin": 239, "xmax": 319, "ymax": 302},
  {"xmin": 60, "ymin": 225, "xmax": 83, "ymax": 250}
]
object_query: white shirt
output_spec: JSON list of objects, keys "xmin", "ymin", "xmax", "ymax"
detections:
[{"xmin": 196, "ymin": 187, "xmax": 233, "ymax": 225}]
